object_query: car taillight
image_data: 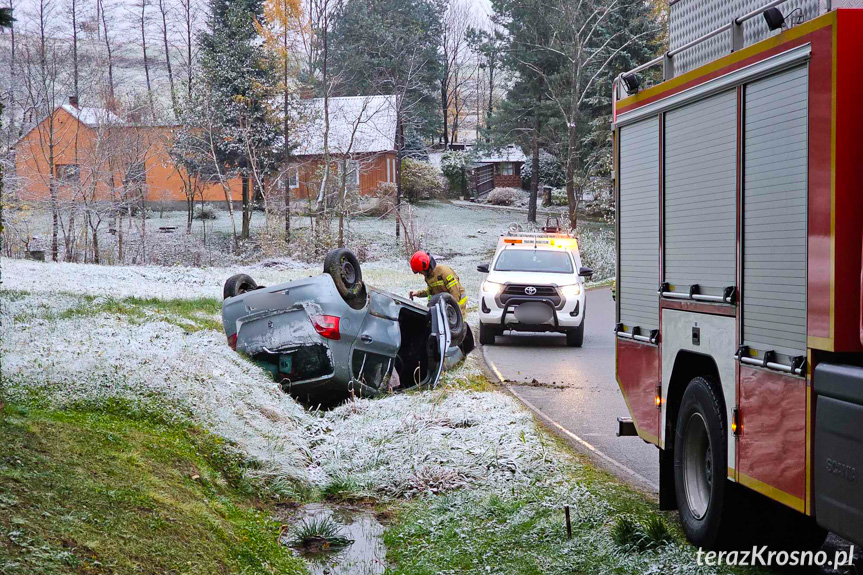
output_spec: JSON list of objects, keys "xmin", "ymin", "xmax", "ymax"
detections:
[
  {"xmin": 227, "ymin": 333, "xmax": 238, "ymax": 350},
  {"xmin": 310, "ymin": 314, "xmax": 341, "ymax": 340}
]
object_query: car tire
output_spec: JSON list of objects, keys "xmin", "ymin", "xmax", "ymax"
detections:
[
  {"xmin": 324, "ymin": 248, "xmax": 366, "ymax": 309},
  {"xmin": 429, "ymin": 292, "xmax": 466, "ymax": 346},
  {"xmin": 223, "ymin": 273, "xmax": 258, "ymax": 299},
  {"xmin": 479, "ymin": 322, "xmax": 496, "ymax": 345},
  {"xmin": 566, "ymin": 311, "xmax": 585, "ymax": 347},
  {"xmin": 674, "ymin": 376, "xmax": 737, "ymax": 549}
]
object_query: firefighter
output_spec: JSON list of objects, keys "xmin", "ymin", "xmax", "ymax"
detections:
[{"xmin": 408, "ymin": 250, "xmax": 467, "ymax": 314}]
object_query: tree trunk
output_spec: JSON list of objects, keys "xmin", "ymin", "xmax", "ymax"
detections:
[
  {"xmin": 395, "ymin": 119, "xmax": 403, "ymax": 238},
  {"xmin": 71, "ymin": 0, "xmax": 79, "ymax": 97},
  {"xmin": 283, "ymin": 33, "xmax": 291, "ymax": 243},
  {"xmin": 159, "ymin": 0, "xmax": 178, "ymax": 118},
  {"xmin": 140, "ymin": 1, "xmax": 156, "ymax": 120},
  {"xmin": 565, "ymin": 56, "xmax": 581, "ymax": 231},
  {"xmin": 186, "ymin": 192, "xmax": 193, "ymax": 233},
  {"xmin": 99, "ymin": 0, "xmax": 115, "ymax": 106},
  {"xmin": 440, "ymin": 77, "xmax": 449, "ymax": 146},
  {"xmin": 528, "ymin": 105, "xmax": 540, "ymax": 224},
  {"xmin": 89, "ymin": 215, "xmax": 100, "ymax": 264},
  {"xmin": 241, "ymin": 175, "xmax": 251, "ymax": 240}
]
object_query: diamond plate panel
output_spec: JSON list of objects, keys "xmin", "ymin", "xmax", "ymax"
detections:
[{"xmin": 668, "ymin": 0, "xmax": 834, "ymax": 74}]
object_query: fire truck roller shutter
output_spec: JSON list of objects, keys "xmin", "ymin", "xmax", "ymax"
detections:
[
  {"xmin": 743, "ymin": 66, "xmax": 808, "ymax": 358},
  {"xmin": 664, "ymin": 90, "xmax": 738, "ymax": 298},
  {"xmin": 619, "ymin": 116, "xmax": 660, "ymax": 334}
]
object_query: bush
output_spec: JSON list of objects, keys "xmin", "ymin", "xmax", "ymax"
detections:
[
  {"xmin": 401, "ymin": 158, "xmax": 445, "ymax": 200},
  {"xmin": 194, "ymin": 205, "xmax": 218, "ymax": 220},
  {"xmin": 576, "ymin": 227, "xmax": 615, "ymax": 281},
  {"xmin": 487, "ymin": 187, "xmax": 520, "ymax": 206},
  {"xmin": 521, "ymin": 150, "xmax": 565, "ymax": 188},
  {"xmin": 611, "ymin": 515, "xmax": 673, "ymax": 552},
  {"xmin": 441, "ymin": 150, "xmax": 474, "ymax": 198}
]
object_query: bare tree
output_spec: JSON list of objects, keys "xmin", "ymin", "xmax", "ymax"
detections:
[
  {"xmin": 97, "ymin": 0, "xmax": 115, "ymax": 106},
  {"xmin": 257, "ymin": 0, "xmax": 304, "ymax": 241},
  {"xmin": 136, "ymin": 0, "xmax": 157, "ymax": 120},
  {"xmin": 528, "ymin": 0, "xmax": 657, "ymax": 228},
  {"xmin": 440, "ymin": 0, "xmax": 474, "ymax": 146},
  {"xmin": 156, "ymin": 0, "xmax": 179, "ymax": 118}
]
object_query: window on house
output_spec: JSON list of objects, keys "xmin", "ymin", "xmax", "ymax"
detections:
[
  {"xmin": 289, "ymin": 168, "xmax": 299, "ymax": 189},
  {"xmin": 347, "ymin": 160, "xmax": 360, "ymax": 189},
  {"xmin": 500, "ymin": 162, "xmax": 514, "ymax": 176},
  {"xmin": 55, "ymin": 164, "xmax": 80, "ymax": 185}
]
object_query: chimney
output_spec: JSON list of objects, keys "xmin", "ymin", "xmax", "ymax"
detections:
[{"xmin": 68, "ymin": 95, "xmax": 79, "ymax": 108}]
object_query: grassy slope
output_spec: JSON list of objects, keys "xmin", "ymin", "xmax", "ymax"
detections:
[{"xmin": 0, "ymin": 403, "xmax": 306, "ymax": 575}]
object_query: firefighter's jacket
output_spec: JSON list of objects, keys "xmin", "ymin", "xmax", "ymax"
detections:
[{"xmin": 414, "ymin": 264, "xmax": 467, "ymax": 313}]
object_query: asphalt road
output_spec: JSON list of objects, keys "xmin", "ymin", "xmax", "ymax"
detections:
[{"xmin": 482, "ymin": 286, "xmax": 660, "ymax": 492}]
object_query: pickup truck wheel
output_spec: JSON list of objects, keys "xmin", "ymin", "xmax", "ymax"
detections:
[
  {"xmin": 674, "ymin": 376, "xmax": 736, "ymax": 549},
  {"xmin": 324, "ymin": 249, "xmax": 365, "ymax": 308},
  {"xmin": 223, "ymin": 274, "xmax": 257, "ymax": 299},
  {"xmin": 479, "ymin": 322, "xmax": 496, "ymax": 345},
  {"xmin": 429, "ymin": 292, "xmax": 466, "ymax": 346},
  {"xmin": 566, "ymin": 311, "xmax": 585, "ymax": 347}
]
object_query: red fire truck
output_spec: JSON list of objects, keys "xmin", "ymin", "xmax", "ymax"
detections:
[{"xmin": 613, "ymin": 0, "xmax": 863, "ymax": 549}]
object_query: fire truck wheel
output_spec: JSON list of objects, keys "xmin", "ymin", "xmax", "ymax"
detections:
[{"xmin": 674, "ymin": 376, "xmax": 735, "ymax": 549}]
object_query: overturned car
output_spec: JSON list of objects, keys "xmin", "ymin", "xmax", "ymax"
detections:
[{"xmin": 222, "ymin": 249, "xmax": 472, "ymax": 404}]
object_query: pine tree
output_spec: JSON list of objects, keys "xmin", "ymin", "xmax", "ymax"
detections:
[{"xmin": 198, "ymin": 0, "xmax": 280, "ymax": 241}]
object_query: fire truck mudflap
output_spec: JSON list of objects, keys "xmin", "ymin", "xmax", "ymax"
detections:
[{"xmin": 813, "ymin": 363, "xmax": 863, "ymax": 545}]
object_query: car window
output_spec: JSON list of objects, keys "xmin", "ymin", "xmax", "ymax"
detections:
[
  {"xmin": 352, "ymin": 351, "xmax": 392, "ymax": 389},
  {"xmin": 494, "ymin": 249, "xmax": 574, "ymax": 274}
]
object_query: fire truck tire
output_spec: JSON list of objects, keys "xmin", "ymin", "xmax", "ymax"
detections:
[{"xmin": 674, "ymin": 376, "xmax": 736, "ymax": 549}]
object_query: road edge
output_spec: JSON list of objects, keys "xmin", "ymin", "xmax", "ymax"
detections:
[{"xmin": 481, "ymin": 345, "xmax": 659, "ymax": 495}]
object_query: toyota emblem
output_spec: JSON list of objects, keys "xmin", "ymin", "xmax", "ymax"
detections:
[{"xmin": 524, "ymin": 286, "xmax": 537, "ymax": 295}]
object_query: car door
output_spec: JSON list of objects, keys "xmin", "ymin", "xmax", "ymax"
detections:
[{"xmin": 350, "ymin": 291, "xmax": 401, "ymax": 388}]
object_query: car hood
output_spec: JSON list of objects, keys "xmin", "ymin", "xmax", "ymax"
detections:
[{"xmin": 485, "ymin": 270, "xmax": 580, "ymax": 286}]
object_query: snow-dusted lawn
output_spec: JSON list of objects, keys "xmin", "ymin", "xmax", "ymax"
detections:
[
  {"xmin": 1, "ymin": 260, "xmax": 736, "ymax": 573},
  {"xmin": 0, "ymin": 261, "xmax": 550, "ymax": 494},
  {"xmin": 7, "ymin": 201, "xmax": 615, "ymax": 281}
]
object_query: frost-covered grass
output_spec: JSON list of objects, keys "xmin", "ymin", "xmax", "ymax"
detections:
[
  {"xmin": 0, "ymin": 257, "xmax": 746, "ymax": 574},
  {"xmin": 6, "ymin": 200, "xmax": 616, "ymax": 281}
]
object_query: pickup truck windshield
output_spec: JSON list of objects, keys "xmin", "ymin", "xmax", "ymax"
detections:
[{"xmin": 494, "ymin": 249, "xmax": 573, "ymax": 273}]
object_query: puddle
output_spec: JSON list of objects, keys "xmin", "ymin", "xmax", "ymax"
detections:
[{"xmin": 281, "ymin": 503, "xmax": 386, "ymax": 575}]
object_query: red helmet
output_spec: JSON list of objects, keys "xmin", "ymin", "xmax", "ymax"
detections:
[{"xmin": 410, "ymin": 251, "xmax": 431, "ymax": 273}]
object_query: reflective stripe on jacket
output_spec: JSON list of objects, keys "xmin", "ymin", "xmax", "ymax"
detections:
[{"xmin": 414, "ymin": 263, "xmax": 467, "ymax": 312}]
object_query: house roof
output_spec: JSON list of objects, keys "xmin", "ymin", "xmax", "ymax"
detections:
[
  {"xmin": 294, "ymin": 95, "xmax": 398, "ymax": 156},
  {"xmin": 475, "ymin": 145, "xmax": 527, "ymax": 164},
  {"xmin": 61, "ymin": 104, "xmax": 123, "ymax": 127}
]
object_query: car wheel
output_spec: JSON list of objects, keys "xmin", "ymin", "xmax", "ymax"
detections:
[
  {"xmin": 566, "ymin": 311, "xmax": 585, "ymax": 347},
  {"xmin": 223, "ymin": 274, "xmax": 258, "ymax": 299},
  {"xmin": 324, "ymin": 248, "xmax": 366, "ymax": 309},
  {"xmin": 674, "ymin": 376, "xmax": 737, "ymax": 549},
  {"xmin": 429, "ymin": 292, "xmax": 466, "ymax": 346},
  {"xmin": 479, "ymin": 322, "xmax": 496, "ymax": 345}
]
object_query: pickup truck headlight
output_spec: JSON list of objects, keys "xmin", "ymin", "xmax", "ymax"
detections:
[
  {"xmin": 482, "ymin": 280, "xmax": 503, "ymax": 294},
  {"xmin": 559, "ymin": 283, "xmax": 582, "ymax": 298}
]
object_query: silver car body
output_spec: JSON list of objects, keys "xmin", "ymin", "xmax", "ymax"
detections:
[{"xmin": 222, "ymin": 273, "xmax": 453, "ymax": 402}]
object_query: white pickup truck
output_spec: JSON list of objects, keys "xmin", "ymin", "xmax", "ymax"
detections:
[{"xmin": 477, "ymin": 231, "xmax": 593, "ymax": 347}]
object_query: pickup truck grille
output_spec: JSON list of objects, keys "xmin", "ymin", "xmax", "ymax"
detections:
[{"xmin": 499, "ymin": 284, "xmax": 562, "ymax": 308}]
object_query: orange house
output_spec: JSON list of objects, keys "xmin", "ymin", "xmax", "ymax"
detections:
[
  {"xmin": 14, "ymin": 97, "xmax": 243, "ymax": 205},
  {"xmin": 289, "ymin": 95, "xmax": 399, "ymax": 198},
  {"xmin": 14, "ymin": 95, "xmax": 401, "ymax": 206}
]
